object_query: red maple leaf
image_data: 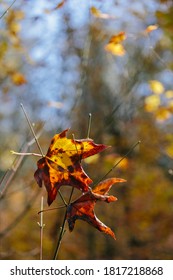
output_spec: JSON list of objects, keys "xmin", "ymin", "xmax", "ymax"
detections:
[{"xmin": 66, "ymin": 178, "xmax": 126, "ymax": 239}]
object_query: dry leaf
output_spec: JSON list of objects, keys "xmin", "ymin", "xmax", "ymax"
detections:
[
  {"xmin": 105, "ymin": 32, "xmax": 126, "ymax": 56},
  {"xmin": 11, "ymin": 72, "xmax": 27, "ymax": 86},
  {"xmin": 34, "ymin": 129, "xmax": 108, "ymax": 205},
  {"xmin": 145, "ymin": 24, "xmax": 158, "ymax": 33},
  {"xmin": 67, "ymin": 178, "xmax": 126, "ymax": 239}
]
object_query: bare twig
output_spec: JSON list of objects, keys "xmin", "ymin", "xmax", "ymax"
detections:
[
  {"xmin": 10, "ymin": 151, "xmax": 43, "ymax": 157},
  {"xmin": 87, "ymin": 113, "xmax": 92, "ymax": 138},
  {"xmin": 38, "ymin": 205, "xmax": 66, "ymax": 215},
  {"xmin": 53, "ymin": 186, "xmax": 74, "ymax": 260},
  {"xmin": 0, "ymin": 0, "xmax": 17, "ymax": 20},
  {"xmin": 37, "ymin": 196, "xmax": 45, "ymax": 260},
  {"xmin": 20, "ymin": 104, "xmax": 44, "ymax": 157},
  {"xmin": 94, "ymin": 140, "xmax": 141, "ymax": 186},
  {"xmin": 0, "ymin": 130, "xmax": 43, "ymax": 198}
]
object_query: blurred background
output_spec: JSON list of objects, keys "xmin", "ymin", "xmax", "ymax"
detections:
[{"xmin": 1, "ymin": 0, "xmax": 173, "ymax": 260}]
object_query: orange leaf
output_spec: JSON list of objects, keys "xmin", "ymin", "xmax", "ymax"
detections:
[
  {"xmin": 11, "ymin": 72, "xmax": 27, "ymax": 86},
  {"xmin": 109, "ymin": 32, "xmax": 126, "ymax": 44},
  {"xmin": 67, "ymin": 178, "xmax": 126, "ymax": 239},
  {"xmin": 34, "ymin": 129, "xmax": 108, "ymax": 205},
  {"xmin": 105, "ymin": 32, "xmax": 126, "ymax": 56},
  {"xmin": 145, "ymin": 24, "xmax": 158, "ymax": 33},
  {"xmin": 54, "ymin": 0, "xmax": 66, "ymax": 9}
]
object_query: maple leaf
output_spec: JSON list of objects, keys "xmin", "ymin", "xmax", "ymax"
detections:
[
  {"xmin": 34, "ymin": 129, "xmax": 108, "ymax": 205},
  {"xmin": 67, "ymin": 178, "xmax": 126, "ymax": 239}
]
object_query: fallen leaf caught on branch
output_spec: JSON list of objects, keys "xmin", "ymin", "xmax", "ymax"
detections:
[
  {"xmin": 67, "ymin": 178, "xmax": 126, "ymax": 239},
  {"xmin": 34, "ymin": 129, "xmax": 108, "ymax": 205}
]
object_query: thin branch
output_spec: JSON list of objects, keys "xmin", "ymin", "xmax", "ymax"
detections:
[
  {"xmin": 38, "ymin": 205, "xmax": 66, "ymax": 215},
  {"xmin": 0, "ymin": 129, "xmax": 43, "ymax": 198},
  {"xmin": 87, "ymin": 113, "xmax": 92, "ymax": 138},
  {"xmin": 94, "ymin": 140, "xmax": 141, "ymax": 186},
  {"xmin": 20, "ymin": 103, "xmax": 44, "ymax": 157},
  {"xmin": 53, "ymin": 187, "xmax": 75, "ymax": 260},
  {"xmin": 10, "ymin": 151, "xmax": 43, "ymax": 157},
  {"xmin": 0, "ymin": 0, "xmax": 17, "ymax": 20},
  {"xmin": 37, "ymin": 196, "xmax": 45, "ymax": 260}
]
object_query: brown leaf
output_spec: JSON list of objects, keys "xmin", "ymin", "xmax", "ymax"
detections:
[
  {"xmin": 54, "ymin": 0, "xmax": 66, "ymax": 10},
  {"xmin": 67, "ymin": 178, "xmax": 126, "ymax": 239},
  {"xmin": 34, "ymin": 129, "xmax": 108, "ymax": 205}
]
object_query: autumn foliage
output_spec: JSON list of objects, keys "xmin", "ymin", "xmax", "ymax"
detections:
[
  {"xmin": 34, "ymin": 129, "xmax": 126, "ymax": 239},
  {"xmin": 34, "ymin": 128, "xmax": 107, "ymax": 205},
  {"xmin": 1, "ymin": 0, "xmax": 173, "ymax": 261},
  {"xmin": 67, "ymin": 178, "xmax": 126, "ymax": 240}
]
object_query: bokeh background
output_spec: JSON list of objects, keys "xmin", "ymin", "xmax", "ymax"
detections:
[{"xmin": 1, "ymin": 0, "xmax": 173, "ymax": 260}]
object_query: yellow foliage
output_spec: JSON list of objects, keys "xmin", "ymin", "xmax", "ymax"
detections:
[
  {"xmin": 109, "ymin": 32, "xmax": 126, "ymax": 44},
  {"xmin": 90, "ymin": 6, "xmax": 101, "ymax": 17},
  {"xmin": 105, "ymin": 32, "xmax": 126, "ymax": 56},
  {"xmin": 145, "ymin": 95, "xmax": 160, "ymax": 112},
  {"xmin": 9, "ymin": 22, "xmax": 21, "ymax": 34},
  {"xmin": 167, "ymin": 100, "xmax": 173, "ymax": 113},
  {"xmin": 149, "ymin": 80, "xmax": 164, "ymax": 94},
  {"xmin": 165, "ymin": 90, "xmax": 173, "ymax": 98},
  {"xmin": 11, "ymin": 72, "xmax": 27, "ymax": 86},
  {"xmin": 105, "ymin": 43, "xmax": 125, "ymax": 56},
  {"xmin": 90, "ymin": 6, "xmax": 113, "ymax": 19},
  {"xmin": 155, "ymin": 107, "xmax": 170, "ymax": 121},
  {"xmin": 145, "ymin": 24, "xmax": 158, "ymax": 33},
  {"xmin": 165, "ymin": 143, "xmax": 173, "ymax": 158},
  {"xmin": 114, "ymin": 157, "xmax": 129, "ymax": 169}
]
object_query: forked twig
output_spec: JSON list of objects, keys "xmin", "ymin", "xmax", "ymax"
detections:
[
  {"xmin": 20, "ymin": 104, "xmax": 67, "ymax": 208},
  {"xmin": 20, "ymin": 104, "xmax": 44, "ymax": 157},
  {"xmin": 53, "ymin": 186, "xmax": 74, "ymax": 260},
  {"xmin": 0, "ymin": 130, "xmax": 43, "ymax": 198}
]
